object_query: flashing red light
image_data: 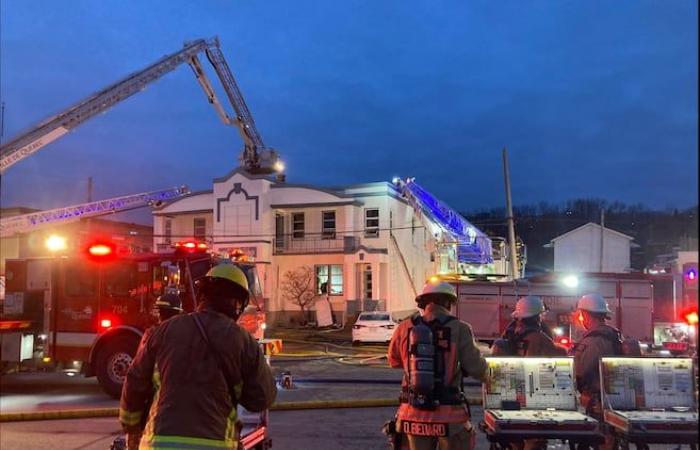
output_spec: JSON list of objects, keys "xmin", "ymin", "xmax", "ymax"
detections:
[
  {"xmin": 174, "ymin": 241, "xmax": 207, "ymax": 252},
  {"xmin": 89, "ymin": 244, "xmax": 113, "ymax": 256},
  {"xmin": 684, "ymin": 310, "xmax": 699, "ymax": 326},
  {"xmin": 100, "ymin": 318, "xmax": 113, "ymax": 329}
]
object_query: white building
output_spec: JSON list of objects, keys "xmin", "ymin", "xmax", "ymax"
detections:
[
  {"xmin": 152, "ymin": 169, "xmax": 449, "ymax": 325},
  {"xmin": 545, "ymin": 222, "xmax": 637, "ymax": 273}
]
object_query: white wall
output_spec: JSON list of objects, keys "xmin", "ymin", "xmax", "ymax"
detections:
[{"xmin": 553, "ymin": 224, "xmax": 632, "ymax": 273}]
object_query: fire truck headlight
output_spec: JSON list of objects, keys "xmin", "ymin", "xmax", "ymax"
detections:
[
  {"xmin": 562, "ymin": 275, "xmax": 579, "ymax": 288},
  {"xmin": 553, "ymin": 327, "xmax": 564, "ymax": 337}
]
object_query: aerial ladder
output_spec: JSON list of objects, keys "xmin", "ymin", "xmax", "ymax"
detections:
[
  {"xmin": 392, "ymin": 177, "xmax": 494, "ymax": 276},
  {"xmin": 0, "ymin": 37, "xmax": 278, "ymax": 235},
  {"xmin": 0, "ymin": 186, "xmax": 188, "ymax": 237},
  {"xmin": 0, "ymin": 36, "xmax": 281, "ymax": 174}
]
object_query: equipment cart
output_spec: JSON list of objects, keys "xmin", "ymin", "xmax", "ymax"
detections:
[
  {"xmin": 480, "ymin": 356, "xmax": 604, "ymax": 450},
  {"xmin": 600, "ymin": 357, "xmax": 698, "ymax": 450}
]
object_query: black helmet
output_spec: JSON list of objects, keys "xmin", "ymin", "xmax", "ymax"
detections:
[{"xmin": 154, "ymin": 293, "xmax": 183, "ymax": 312}]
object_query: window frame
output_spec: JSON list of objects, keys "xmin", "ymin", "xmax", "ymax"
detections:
[
  {"xmin": 364, "ymin": 208, "xmax": 380, "ymax": 238},
  {"xmin": 322, "ymin": 210, "xmax": 336, "ymax": 240},
  {"xmin": 164, "ymin": 219, "xmax": 172, "ymax": 244},
  {"xmin": 315, "ymin": 264, "xmax": 344, "ymax": 295},
  {"xmin": 193, "ymin": 217, "xmax": 207, "ymax": 240},
  {"xmin": 292, "ymin": 212, "xmax": 305, "ymax": 239}
]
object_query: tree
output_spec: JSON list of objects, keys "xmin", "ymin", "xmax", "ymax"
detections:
[{"xmin": 280, "ymin": 266, "xmax": 317, "ymax": 324}]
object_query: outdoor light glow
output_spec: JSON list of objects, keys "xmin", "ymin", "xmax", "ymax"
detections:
[
  {"xmin": 274, "ymin": 160, "xmax": 285, "ymax": 172},
  {"xmin": 89, "ymin": 244, "xmax": 113, "ymax": 256},
  {"xmin": 684, "ymin": 310, "xmax": 699, "ymax": 326},
  {"xmin": 392, "ymin": 177, "xmax": 400, "ymax": 185},
  {"xmin": 686, "ymin": 269, "xmax": 697, "ymax": 281},
  {"xmin": 562, "ymin": 275, "xmax": 579, "ymax": 288},
  {"xmin": 45, "ymin": 235, "xmax": 67, "ymax": 252},
  {"xmin": 100, "ymin": 319, "xmax": 113, "ymax": 329},
  {"xmin": 553, "ymin": 327, "xmax": 564, "ymax": 336}
]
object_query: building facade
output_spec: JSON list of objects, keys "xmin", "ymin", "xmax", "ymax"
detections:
[
  {"xmin": 152, "ymin": 169, "xmax": 446, "ymax": 325},
  {"xmin": 545, "ymin": 222, "xmax": 636, "ymax": 273}
]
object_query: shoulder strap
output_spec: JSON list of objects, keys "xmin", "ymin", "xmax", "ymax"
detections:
[{"xmin": 191, "ymin": 313, "xmax": 238, "ymax": 403}]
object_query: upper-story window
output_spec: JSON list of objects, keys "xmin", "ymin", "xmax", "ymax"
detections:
[
  {"xmin": 365, "ymin": 208, "xmax": 379, "ymax": 238},
  {"xmin": 322, "ymin": 211, "xmax": 336, "ymax": 239},
  {"xmin": 164, "ymin": 219, "xmax": 172, "ymax": 244},
  {"xmin": 293, "ymin": 212, "xmax": 305, "ymax": 239},
  {"xmin": 194, "ymin": 217, "xmax": 206, "ymax": 240}
]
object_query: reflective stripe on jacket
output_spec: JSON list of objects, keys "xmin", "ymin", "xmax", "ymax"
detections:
[
  {"xmin": 119, "ymin": 307, "xmax": 277, "ymax": 448},
  {"xmin": 388, "ymin": 303, "xmax": 488, "ymax": 424}
]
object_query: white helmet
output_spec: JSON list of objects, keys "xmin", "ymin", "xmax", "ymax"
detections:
[
  {"xmin": 416, "ymin": 280, "xmax": 457, "ymax": 303},
  {"xmin": 576, "ymin": 293, "xmax": 611, "ymax": 315},
  {"xmin": 512, "ymin": 295, "xmax": 546, "ymax": 319}
]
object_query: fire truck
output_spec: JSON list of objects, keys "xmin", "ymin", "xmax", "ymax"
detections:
[
  {"xmin": 0, "ymin": 240, "xmax": 267, "ymax": 398},
  {"xmin": 445, "ymin": 272, "xmax": 659, "ymax": 349}
]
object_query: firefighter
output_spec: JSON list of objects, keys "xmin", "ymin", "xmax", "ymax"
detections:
[
  {"xmin": 153, "ymin": 292, "xmax": 183, "ymax": 323},
  {"xmin": 119, "ymin": 263, "xmax": 277, "ymax": 450},
  {"xmin": 492, "ymin": 296, "xmax": 566, "ymax": 450},
  {"xmin": 492, "ymin": 295, "xmax": 567, "ymax": 357},
  {"xmin": 387, "ymin": 280, "xmax": 488, "ymax": 450},
  {"xmin": 571, "ymin": 293, "xmax": 621, "ymax": 450}
]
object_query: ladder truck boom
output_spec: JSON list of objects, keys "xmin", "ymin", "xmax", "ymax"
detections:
[
  {"xmin": 0, "ymin": 186, "xmax": 189, "ymax": 237},
  {"xmin": 0, "ymin": 37, "xmax": 279, "ymax": 174}
]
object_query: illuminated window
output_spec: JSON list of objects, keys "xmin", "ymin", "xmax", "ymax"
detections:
[
  {"xmin": 365, "ymin": 209, "xmax": 379, "ymax": 238},
  {"xmin": 292, "ymin": 213, "xmax": 305, "ymax": 239},
  {"xmin": 322, "ymin": 211, "xmax": 336, "ymax": 239},
  {"xmin": 316, "ymin": 265, "xmax": 343, "ymax": 295},
  {"xmin": 193, "ymin": 218, "xmax": 206, "ymax": 240}
]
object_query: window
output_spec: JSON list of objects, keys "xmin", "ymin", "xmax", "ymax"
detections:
[
  {"xmin": 64, "ymin": 263, "xmax": 97, "ymax": 297},
  {"xmin": 322, "ymin": 211, "xmax": 336, "ymax": 239},
  {"xmin": 164, "ymin": 219, "xmax": 172, "ymax": 244},
  {"xmin": 104, "ymin": 265, "xmax": 135, "ymax": 297},
  {"xmin": 292, "ymin": 212, "xmax": 305, "ymax": 239},
  {"xmin": 194, "ymin": 217, "xmax": 206, "ymax": 240},
  {"xmin": 316, "ymin": 264, "xmax": 343, "ymax": 295},
  {"xmin": 363, "ymin": 264, "xmax": 373, "ymax": 299},
  {"xmin": 365, "ymin": 208, "xmax": 379, "ymax": 238}
]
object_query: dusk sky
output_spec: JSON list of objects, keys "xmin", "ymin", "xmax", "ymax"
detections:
[{"xmin": 1, "ymin": 1, "xmax": 697, "ymax": 224}]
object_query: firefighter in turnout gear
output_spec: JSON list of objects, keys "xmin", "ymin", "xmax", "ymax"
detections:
[
  {"xmin": 388, "ymin": 280, "xmax": 488, "ymax": 450},
  {"xmin": 153, "ymin": 292, "xmax": 183, "ymax": 323},
  {"xmin": 492, "ymin": 295, "xmax": 566, "ymax": 358},
  {"xmin": 571, "ymin": 293, "xmax": 623, "ymax": 450},
  {"xmin": 119, "ymin": 263, "xmax": 277, "ymax": 450},
  {"xmin": 492, "ymin": 296, "xmax": 566, "ymax": 450}
]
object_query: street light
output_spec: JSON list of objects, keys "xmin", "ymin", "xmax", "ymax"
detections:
[{"xmin": 45, "ymin": 235, "xmax": 67, "ymax": 252}]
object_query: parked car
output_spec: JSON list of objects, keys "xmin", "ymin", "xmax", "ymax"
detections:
[{"xmin": 352, "ymin": 311, "xmax": 396, "ymax": 344}]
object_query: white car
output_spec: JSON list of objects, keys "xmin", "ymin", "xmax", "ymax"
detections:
[{"xmin": 352, "ymin": 311, "xmax": 396, "ymax": 344}]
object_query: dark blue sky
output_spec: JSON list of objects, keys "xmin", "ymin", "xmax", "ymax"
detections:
[{"xmin": 1, "ymin": 1, "xmax": 697, "ymax": 224}]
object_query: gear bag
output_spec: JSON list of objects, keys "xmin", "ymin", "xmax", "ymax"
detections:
[{"xmin": 405, "ymin": 314, "xmax": 460, "ymax": 410}]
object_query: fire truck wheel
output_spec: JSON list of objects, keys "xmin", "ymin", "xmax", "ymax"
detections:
[{"xmin": 96, "ymin": 335, "xmax": 140, "ymax": 399}]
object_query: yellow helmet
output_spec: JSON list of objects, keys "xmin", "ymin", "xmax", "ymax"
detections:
[{"xmin": 205, "ymin": 263, "xmax": 249, "ymax": 292}]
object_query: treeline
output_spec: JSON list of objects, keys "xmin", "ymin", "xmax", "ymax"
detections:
[{"xmin": 463, "ymin": 199, "xmax": 699, "ymax": 273}]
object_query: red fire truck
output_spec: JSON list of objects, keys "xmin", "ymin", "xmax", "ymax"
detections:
[{"xmin": 0, "ymin": 241, "xmax": 267, "ymax": 398}]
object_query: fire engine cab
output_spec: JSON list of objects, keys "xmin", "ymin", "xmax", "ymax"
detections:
[{"xmin": 0, "ymin": 240, "xmax": 267, "ymax": 398}]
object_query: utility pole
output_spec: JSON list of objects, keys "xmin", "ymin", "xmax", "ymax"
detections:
[
  {"xmin": 599, "ymin": 209, "xmax": 605, "ymax": 272},
  {"xmin": 502, "ymin": 147, "xmax": 519, "ymax": 280}
]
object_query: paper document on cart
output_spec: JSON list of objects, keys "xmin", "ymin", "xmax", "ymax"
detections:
[{"xmin": 483, "ymin": 356, "xmax": 576, "ymax": 410}]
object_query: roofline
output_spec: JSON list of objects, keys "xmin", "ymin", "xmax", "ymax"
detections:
[
  {"xmin": 549, "ymin": 222, "xmax": 634, "ymax": 243},
  {"xmin": 212, "ymin": 167, "xmax": 276, "ymax": 183},
  {"xmin": 152, "ymin": 190, "xmax": 213, "ymax": 211}
]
